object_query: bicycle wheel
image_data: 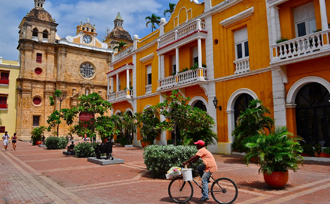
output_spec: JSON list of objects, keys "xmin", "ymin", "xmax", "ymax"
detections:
[
  {"xmin": 211, "ymin": 177, "xmax": 238, "ymax": 204},
  {"xmin": 168, "ymin": 177, "xmax": 193, "ymax": 203}
]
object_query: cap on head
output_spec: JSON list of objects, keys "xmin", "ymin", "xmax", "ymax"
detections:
[
  {"xmin": 194, "ymin": 140, "xmax": 205, "ymax": 147},
  {"xmin": 5, "ymin": 131, "xmax": 7, "ymax": 133}
]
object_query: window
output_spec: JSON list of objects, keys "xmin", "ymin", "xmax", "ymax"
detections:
[
  {"xmin": 172, "ymin": 56, "xmax": 176, "ymax": 75},
  {"xmin": 32, "ymin": 28, "xmax": 38, "ymax": 37},
  {"xmin": 0, "ymin": 96, "xmax": 7, "ymax": 109},
  {"xmin": 43, "ymin": 30, "xmax": 48, "ymax": 39},
  {"xmin": 0, "ymin": 72, "xmax": 9, "ymax": 84},
  {"xmin": 147, "ymin": 65, "xmax": 152, "ymax": 85},
  {"xmin": 33, "ymin": 96, "xmax": 42, "ymax": 105},
  {"xmin": 34, "ymin": 68, "xmax": 42, "ymax": 75},
  {"xmin": 234, "ymin": 27, "xmax": 249, "ymax": 60},
  {"xmin": 80, "ymin": 63, "xmax": 95, "ymax": 79},
  {"xmin": 118, "ymin": 77, "xmax": 121, "ymax": 90},
  {"xmin": 36, "ymin": 53, "xmax": 42, "ymax": 63},
  {"xmin": 192, "ymin": 47, "xmax": 198, "ymax": 66},
  {"xmin": 294, "ymin": 2, "xmax": 316, "ymax": 37},
  {"xmin": 33, "ymin": 116, "xmax": 40, "ymax": 127},
  {"xmin": 0, "ymin": 126, "xmax": 5, "ymax": 133}
]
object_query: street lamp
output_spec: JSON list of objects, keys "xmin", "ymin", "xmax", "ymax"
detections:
[{"xmin": 213, "ymin": 96, "xmax": 221, "ymax": 111}]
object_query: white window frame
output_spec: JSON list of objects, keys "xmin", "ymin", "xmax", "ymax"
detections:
[
  {"xmin": 172, "ymin": 55, "xmax": 176, "ymax": 74},
  {"xmin": 293, "ymin": 2, "xmax": 317, "ymax": 37},
  {"xmin": 147, "ymin": 65, "xmax": 152, "ymax": 85},
  {"xmin": 234, "ymin": 27, "xmax": 249, "ymax": 60}
]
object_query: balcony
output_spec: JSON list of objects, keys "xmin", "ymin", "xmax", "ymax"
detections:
[
  {"xmin": 0, "ymin": 79, "xmax": 9, "ymax": 85},
  {"xmin": 157, "ymin": 68, "xmax": 207, "ymax": 91},
  {"xmin": 157, "ymin": 19, "xmax": 207, "ymax": 54},
  {"xmin": 113, "ymin": 45, "xmax": 133, "ymax": 62},
  {"xmin": 145, "ymin": 84, "xmax": 152, "ymax": 95},
  {"xmin": 234, "ymin": 57, "xmax": 250, "ymax": 75},
  {"xmin": 108, "ymin": 89, "xmax": 133, "ymax": 103},
  {"xmin": 271, "ymin": 30, "xmax": 330, "ymax": 65}
]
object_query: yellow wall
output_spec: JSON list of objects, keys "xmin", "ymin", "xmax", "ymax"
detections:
[
  {"xmin": 135, "ymin": 44, "xmax": 159, "ymax": 96},
  {"xmin": 0, "ymin": 60, "xmax": 20, "ymax": 136},
  {"xmin": 164, "ymin": 0, "xmax": 204, "ymax": 34},
  {"xmin": 215, "ymin": 71, "xmax": 274, "ymax": 142},
  {"xmin": 212, "ymin": 0, "xmax": 270, "ymax": 79}
]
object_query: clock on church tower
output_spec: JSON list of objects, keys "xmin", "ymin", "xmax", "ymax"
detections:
[{"xmin": 77, "ymin": 18, "xmax": 97, "ymax": 45}]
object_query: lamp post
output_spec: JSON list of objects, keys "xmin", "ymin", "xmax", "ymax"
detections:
[{"xmin": 213, "ymin": 97, "xmax": 221, "ymax": 111}]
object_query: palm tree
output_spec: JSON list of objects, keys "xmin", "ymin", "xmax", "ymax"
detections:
[
  {"xmin": 164, "ymin": 3, "xmax": 176, "ymax": 17},
  {"xmin": 113, "ymin": 41, "xmax": 128, "ymax": 52},
  {"xmin": 145, "ymin": 13, "xmax": 161, "ymax": 32}
]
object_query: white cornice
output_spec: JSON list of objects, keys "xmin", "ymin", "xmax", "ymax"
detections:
[
  {"xmin": 267, "ymin": 0, "xmax": 289, "ymax": 7},
  {"xmin": 0, "ymin": 64, "xmax": 20, "ymax": 69},
  {"xmin": 220, "ymin": 7, "xmax": 254, "ymax": 27},
  {"xmin": 57, "ymin": 38, "xmax": 113, "ymax": 53},
  {"xmin": 106, "ymin": 64, "xmax": 133, "ymax": 77},
  {"xmin": 139, "ymin": 53, "xmax": 154, "ymax": 63}
]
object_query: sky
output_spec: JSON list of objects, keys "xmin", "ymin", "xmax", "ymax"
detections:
[{"xmin": 0, "ymin": 0, "xmax": 188, "ymax": 61}]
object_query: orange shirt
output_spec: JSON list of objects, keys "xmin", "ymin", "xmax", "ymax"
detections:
[{"xmin": 196, "ymin": 147, "xmax": 218, "ymax": 173}]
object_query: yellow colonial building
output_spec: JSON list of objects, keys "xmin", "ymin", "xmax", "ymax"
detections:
[
  {"xmin": 0, "ymin": 57, "xmax": 20, "ymax": 136},
  {"xmin": 107, "ymin": 0, "xmax": 330, "ymax": 153}
]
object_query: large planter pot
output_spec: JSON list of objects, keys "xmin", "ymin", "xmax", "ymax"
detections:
[
  {"xmin": 263, "ymin": 171, "xmax": 289, "ymax": 189},
  {"xmin": 35, "ymin": 141, "xmax": 42, "ymax": 145},
  {"xmin": 316, "ymin": 152, "xmax": 330, "ymax": 158},
  {"xmin": 141, "ymin": 140, "xmax": 152, "ymax": 148}
]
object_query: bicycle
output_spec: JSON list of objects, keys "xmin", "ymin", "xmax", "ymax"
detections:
[{"xmin": 168, "ymin": 169, "xmax": 238, "ymax": 204}]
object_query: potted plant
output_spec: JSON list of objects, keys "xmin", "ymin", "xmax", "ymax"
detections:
[
  {"xmin": 321, "ymin": 147, "xmax": 330, "ymax": 158},
  {"xmin": 301, "ymin": 144, "xmax": 315, "ymax": 156},
  {"xmin": 31, "ymin": 126, "xmax": 47, "ymax": 145},
  {"xmin": 244, "ymin": 127, "xmax": 304, "ymax": 189},
  {"xmin": 136, "ymin": 107, "xmax": 161, "ymax": 148}
]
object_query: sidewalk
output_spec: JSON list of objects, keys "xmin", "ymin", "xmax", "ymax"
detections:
[{"xmin": 0, "ymin": 141, "xmax": 329, "ymax": 204}]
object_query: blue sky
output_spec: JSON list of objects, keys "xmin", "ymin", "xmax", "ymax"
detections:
[{"xmin": 0, "ymin": 0, "xmax": 186, "ymax": 61}]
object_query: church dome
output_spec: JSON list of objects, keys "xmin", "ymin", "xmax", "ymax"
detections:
[
  {"xmin": 28, "ymin": 8, "xmax": 54, "ymax": 23},
  {"xmin": 108, "ymin": 26, "xmax": 133, "ymax": 42}
]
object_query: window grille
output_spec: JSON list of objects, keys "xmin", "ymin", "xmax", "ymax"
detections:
[{"xmin": 80, "ymin": 63, "xmax": 95, "ymax": 79}]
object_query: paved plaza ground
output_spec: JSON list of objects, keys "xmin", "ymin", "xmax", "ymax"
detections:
[{"xmin": 0, "ymin": 141, "xmax": 329, "ymax": 204}]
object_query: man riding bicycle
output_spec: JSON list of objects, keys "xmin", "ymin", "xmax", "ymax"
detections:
[{"xmin": 183, "ymin": 140, "xmax": 218, "ymax": 201}]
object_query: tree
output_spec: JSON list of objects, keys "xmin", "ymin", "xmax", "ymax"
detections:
[
  {"xmin": 154, "ymin": 90, "xmax": 216, "ymax": 146},
  {"xmin": 61, "ymin": 93, "xmax": 112, "ymax": 142},
  {"xmin": 113, "ymin": 40, "xmax": 128, "ymax": 52},
  {"xmin": 145, "ymin": 13, "xmax": 161, "ymax": 32},
  {"xmin": 47, "ymin": 90, "xmax": 67, "ymax": 137},
  {"xmin": 164, "ymin": 3, "xmax": 176, "ymax": 17},
  {"xmin": 136, "ymin": 106, "xmax": 161, "ymax": 142},
  {"xmin": 95, "ymin": 115, "xmax": 120, "ymax": 142},
  {"xmin": 121, "ymin": 112, "xmax": 136, "ymax": 145},
  {"xmin": 232, "ymin": 99, "xmax": 274, "ymax": 152}
]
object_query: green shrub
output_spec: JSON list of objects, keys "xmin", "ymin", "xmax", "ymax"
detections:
[
  {"xmin": 74, "ymin": 142, "xmax": 97, "ymax": 158},
  {"xmin": 143, "ymin": 145, "xmax": 203, "ymax": 178},
  {"xmin": 45, "ymin": 136, "xmax": 68, "ymax": 149},
  {"xmin": 323, "ymin": 147, "xmax": 330, "ymax": 154},
  {"xmin": 302, "ymin": 144, "xmax": 315, "ymax": 156}
]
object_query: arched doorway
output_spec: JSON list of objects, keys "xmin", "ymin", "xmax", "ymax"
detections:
[
  {"xmin": 234, "ymin": 93, "xmax": 253, "ymax": 126},
  {"xmin": 193, "ymin": 100, "xmax": 207, "ymax": 111},
  {"xmin": 295, "ymin": 83, "xmax": 330, "ymax": 146}
]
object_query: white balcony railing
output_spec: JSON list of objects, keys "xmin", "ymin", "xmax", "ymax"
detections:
[
  {"xmin": 158, "ymin": 19, "xmax": 206, "ymax": 48},
  {"xmin": 157, "ymin": 68, "xmax": 207, "ymax": 91},
  {"xmin": 113, "ymin": 45, "xmax": 133, "ymax": 62},
  {"xmin": 234, "ymin": 58, "xmax": 250, "ymax": 75},
  {"xmin": 145, "ymin": 84, "xmax": 152, "ymax": 95},
  {"xmin": 271, "ymin": 30, "xmax": 330, "ymax": 63},
  {"xmin": 108, "ymin": 89, "xmax": 133, "ymax": 102}
]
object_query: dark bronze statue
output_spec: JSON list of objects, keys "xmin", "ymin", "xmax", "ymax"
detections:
[
  {"xmin": 95, "ymin": 138, "xmax": 114, "ymax": 160},
  {"xmin": 67, "ymin": 141, "xmax": 75, "ymax": 152}
]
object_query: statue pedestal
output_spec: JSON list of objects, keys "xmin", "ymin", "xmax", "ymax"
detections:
[
  {"xmin": 87, "ymin": 157, "xmax": 124, "ymax": 165},
  {"xmin": 63, "ymin": 151, "xmax": 75, "ymax": 155}
]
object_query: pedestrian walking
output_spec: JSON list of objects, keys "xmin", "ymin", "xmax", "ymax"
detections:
[
  {"xmin": 2, "ymin": 131, "xmax": 10, "ymax": 151},
  {"xmin": 12, "ymin": 133, "xmax": 17, "ymax": 151}
]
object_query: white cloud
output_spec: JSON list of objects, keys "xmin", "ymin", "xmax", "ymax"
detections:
[{"xmin": 0, "ymin": 0, "xmax": 172, "ymax": 60}]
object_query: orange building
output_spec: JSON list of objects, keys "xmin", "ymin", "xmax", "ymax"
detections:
[{"xmin": 107, "ymin": 0, "xmax": 330, "ymax": 154}]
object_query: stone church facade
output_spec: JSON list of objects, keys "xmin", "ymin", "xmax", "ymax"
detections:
[{"xmin": 17, "ymin": 0, "xmax": 131, "ymax": 140}]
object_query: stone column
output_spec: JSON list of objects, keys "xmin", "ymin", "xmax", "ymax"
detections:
[
  {"xmin": 175, "ymin": 48, "xmax": 179, "ymax": 73},
  {"xmin": 198, "ymin": 37, "xmax": 202, "ymax": 68},
  {"xmin": 319, "ymin": 0, "xmax": 329, "ymax": 31},
  {"xmin": 116, "ymin": 74, "xmax": 119, "ymax": 92}
]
